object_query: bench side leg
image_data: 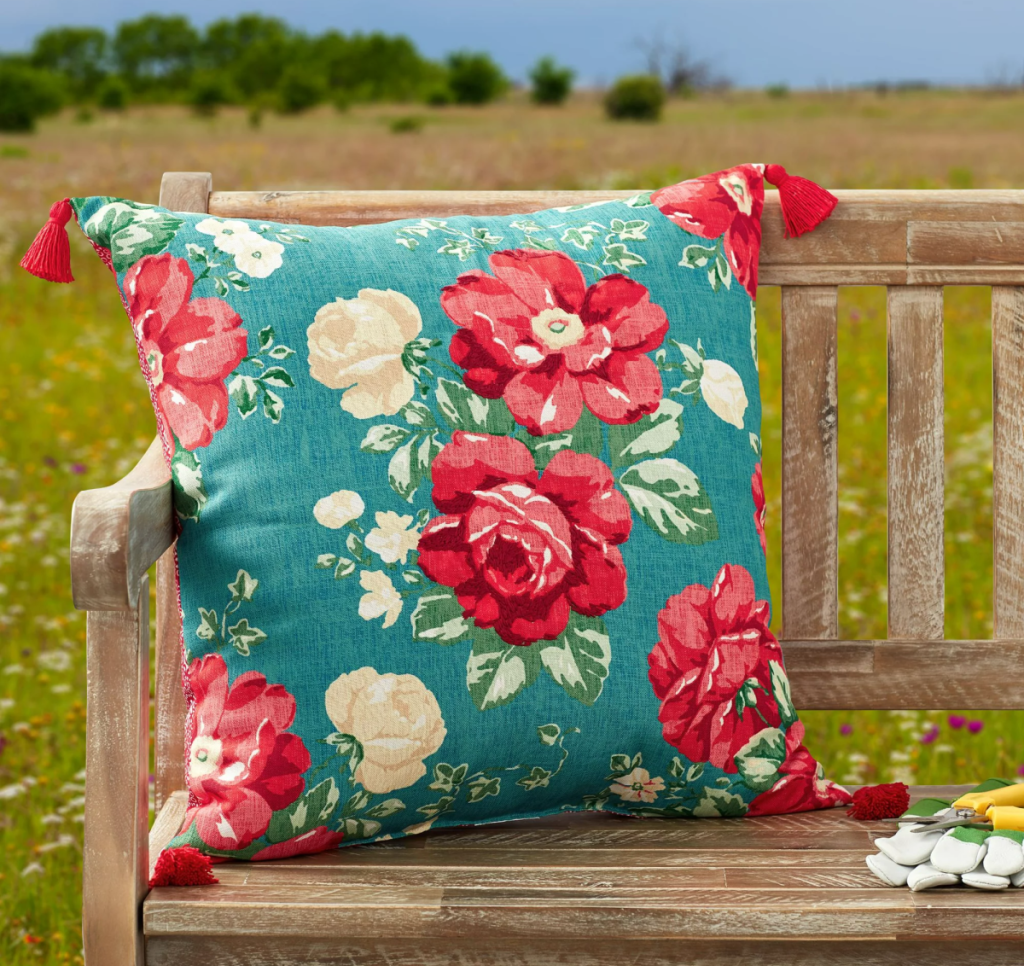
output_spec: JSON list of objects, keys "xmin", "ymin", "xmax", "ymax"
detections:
[{"xmin": 83, "ymin": 576, "xmax": 150, "ymax": 966}]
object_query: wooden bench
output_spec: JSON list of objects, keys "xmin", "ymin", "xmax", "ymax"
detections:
[{"xmin": 71, "ymin": 173, "xmax": 1024, "ymax": 966}]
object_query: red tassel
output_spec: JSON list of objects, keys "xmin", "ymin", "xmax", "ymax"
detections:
[
  {"xmin": 764, "ymin": 164, "xmax": 837, "ymax": 239},
  {"xmin": 20, "ymin": 198, "xmax": 75, "ymax": 283},
  {"xmin": 848, "ymin": 782, "xmax": 911, "ymax": 821},
  {"xmin": 148, "ymin": 846, "xmax": 219, "ymax": 887}
]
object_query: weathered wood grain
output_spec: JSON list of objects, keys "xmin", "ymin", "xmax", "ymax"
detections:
[
  {"xmin": 781, "ymin": 286, "xmax": 839, "ymax": 639},
  {"xmin": 153, "ymin": 548, "xmax": 183, "ymax": 814},
  {"xmin": 992, "ymin": 286, "xmax": 1024, "ymax": 639},
  {"xmin": 70, "ymin": 437, "xmax": 173, "ymax": 611},
  {"xmin": 159, "ymin": 171, "xmax": 212, "ymax": 214},
  {"xmin": 144, "ymin": 937, "xmax": 1024, "ymax": 966},
  {"xmin": 148, "ymin": 791, "xmax": 187, "ymax": 880},
  {"xmin": 784, "ymin": 639, "xmax": 1024, "ymax": 708},
  {"xmin": 909, "ymin": 221, "xmax": 1024, "ymax": 266},
  {"xmin": 202, "ymin": 188, "xmax": 1024, "ymax": 285},
  {"xmin": 886, "ymin": 287, "xmax": 945, "ymax": 640},
  {"xmin": 84, "ymin": 580, "xmax": 150, "ymax": 966}
]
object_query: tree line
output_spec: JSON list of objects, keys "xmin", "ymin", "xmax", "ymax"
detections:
[{"xmin": 0, "ymin": 14, "xmax": 582, "ymax": 130}]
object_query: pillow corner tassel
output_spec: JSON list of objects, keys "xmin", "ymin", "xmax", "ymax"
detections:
[
  {"xmin": 148, "ymin": 845, "xmax": 219, "ymax": 888},
  {"xmin": 764, "ymin": 164, "xmax": 838, "ymax": 239},
  {"xmin": 20, "ymin": 198, "xmax": 75, "ymax": 283}
]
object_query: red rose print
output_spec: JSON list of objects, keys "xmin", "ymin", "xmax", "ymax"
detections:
[
  {"xmin": 417, "ymin": 431, "xmax": 632, "ymax": 646},
  {"xmin": 440, "ymin": 249, "xmax": 668, "ymax": 435},
  {"xmin": 752, "ymin": 463, "xmax": 766, "ymax": 555},
  {"xmin": 124, "ymin": 253, "xmax": 248, "ymax": 451},
  {"xmin": 651, "ymin": 164, "xmax": 765, "ymax": 298},
  {"xmin": 251, "ymin": 826, "xmax": 346, "ymax": 861},
  {"xmin": 747, "ymin": 721, "xmax": 852, "ymax": 816},
  {"xmin": 647, "ymin": 563, "xmax": 782, "ymax": 772},
  {"xmin": 184, "ymin": 654, "xmax": 310, "ymax": 851}
]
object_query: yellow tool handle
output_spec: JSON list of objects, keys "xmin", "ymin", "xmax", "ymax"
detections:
[
  {"xmin": 952, "ymin": 783, "xmax": 1024, "ymax": 813},
  {"xmin": 990, "ymin": 806, "xmax": 1024, "ymax": 832}
]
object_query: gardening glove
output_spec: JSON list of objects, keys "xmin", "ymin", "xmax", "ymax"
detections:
[
  {"xmin": 907, "ymin": 861, "xmax": 959, "ymax": 892},
  {"xmin": 874, "ymin": 821, "xmax": 945, "ymax": 867},
  {"xmin": 982, "ymin": 830, "xmax": 1024, "ymax": 877},
  {"xmin": 865, "ymin": 851, "xmax": 914, "ymax": 887},
  {"xmin": 930, "ymin": 826, "xmax": 990, "ymax": 875},
  {"xmin": 962, "ymin": 870, "xmax": 1010, "ymax": 890}
]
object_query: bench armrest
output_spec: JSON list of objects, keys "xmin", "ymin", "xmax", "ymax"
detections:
[{"xmin": 71, "ymin": 437, "xmax": 174, "ymax": 611}]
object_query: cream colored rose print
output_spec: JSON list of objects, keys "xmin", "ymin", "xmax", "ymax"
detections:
[
  {"xmin": 307, "ymin": 289, "xmax": 423, "ymax": 418},
  {"xmin": 325, "ymin": 667, "xmax": 446, "ymax": 794}
]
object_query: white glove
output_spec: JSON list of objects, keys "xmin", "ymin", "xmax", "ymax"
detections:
[
  {"xmin": 930, "ymin": 826, "xmax": 990, "ymax": 875},
  {"xmin": 874, "ymin": 822, "xmax": 945, "ymax": 867},
  {"xmin": 907, "ymin": 861, "xmax": 959, "ymax": 892},
  {"xmin": 962, "ymin": 870, "xmax": 1010, "ymax": 890},
  {"xmin": 865, "ymin": 851, "xmax": 913, "ymax": 887},
  {"xmin": 982, "ymin": 830, "xmax": 1024, "ymax": 877}
]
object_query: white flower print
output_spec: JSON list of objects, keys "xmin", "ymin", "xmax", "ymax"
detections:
[
  {"xmin": 195, "ymin": 217, "xmax": 284, "ymax": 279},
  {"xmin": 314, "ymin": 490, "xmax": 365, "ymax": 529},
  {"xmin": 358, "ymin": 570, "xmax": 403, "ymax": 628},
  {"xmin": 700, "ymin": 359, "xmax": 748, "ymax": 429},
  {"xmin": 325, "ymin": 667, "xmax": 446, "ymax": 794},
  {"xmin": 364, "ymin": 511, "xmax": 421, "ymax": 564},
  {"xmin": 307, "ymin": 289, "xmax": 422, "ymax": 419},
  {"xmin": 609, "ymin": 767, "xmax": 665, "ymax": 803}
]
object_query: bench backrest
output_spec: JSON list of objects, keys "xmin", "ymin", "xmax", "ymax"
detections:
[{"xmin": 151, "ymin": 172, "xmax": 1024, "ymax": 808}]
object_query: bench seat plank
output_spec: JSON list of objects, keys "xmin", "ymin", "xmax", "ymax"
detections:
[{"xmin": 144, "ymin": 785, "xmax": 1024, "ymax": 959}]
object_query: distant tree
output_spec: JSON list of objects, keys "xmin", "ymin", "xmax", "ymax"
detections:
[
  {"xmin": 201, "ymin": 15, "xmax": 301, "ymax": 100},
  {"xmin": 113, "ymin": 15, "xmax": 199, "ymax": 94},
  {"xmin": 96, "ymin": 76, "xmax": 128, "ymax": 111},
  {"xmin": 635, "ymin": 35, "xmax": 721, "ymax": 95},
  {"xmin": 188, "ymin": 71, "xmax": 236, "ymax": 116},
  {"xmin": 528, "ymin": 56, "xmax": 574, "ymax": 105},
  {"xmin": 445, "ymin": 51, "xmax": 508, "ymax": 105},
  {"xmin": 604, "ymin": 74, "xmax": 665, "ymax": 121},
  {"xmin": 314, "ymin": 31, "xmax": 445, "ymax": 102},
  {"xmin": 29, "ymin": 27, "xmax": 108, "ymax": 100},
  {"xmin": 276, "ymin": 65, "xmax": 326, "ymax": 114},
  {"xmin": 0, "ymin": 62, "xmax": 65, "ymax": 132}
]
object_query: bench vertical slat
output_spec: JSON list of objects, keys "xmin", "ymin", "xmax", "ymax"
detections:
[
  {"xmin": 152, "ymin": 173, "xmax": 211, "ymax": 810},
  {"xmin": 887, "ymin": 286, "xmax": 945, "ymax": 640},
  {"xmin": 83, "ymin": 577, "xmax": 150, "ymax": 966},
  {"xmin": 781, "ymin": 286, "xmax": 840, "ymax": 639},
  {"xmin": 992, "ymin": 286, "xmax": 1024, "ymax": 638}
]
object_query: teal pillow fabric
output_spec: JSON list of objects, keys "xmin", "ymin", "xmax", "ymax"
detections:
[{"xmin": 70, "ymin": 164, "xmax": 849, "ymax": 862}]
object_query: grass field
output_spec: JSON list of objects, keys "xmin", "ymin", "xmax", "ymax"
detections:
[{"xmin": 2, "ymin": 90, "xmax": 1024, "ymax": 962}]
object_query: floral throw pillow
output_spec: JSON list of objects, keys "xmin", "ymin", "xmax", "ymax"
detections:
[{"xmin": 63, "ymin": 165, "xmax": 849, "ymax": 861}]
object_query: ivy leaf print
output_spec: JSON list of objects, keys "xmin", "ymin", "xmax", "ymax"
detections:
[
  {"xmin": 609, "ymin": 218, "xmax": 649, "ymax": 241},
  {"xmin": 517, "ymin": 767, "xmax": 553, "ymax": 791},
  {"xmin": 228, "ymin": 570, "xmax": 259, "ymax": 603},
  {"xmin": 196, "ymin": 608, "xmax": 219, "ymax": 641},
  {"xmin": 227, "ymin": 618, "xmax": 267, "ymax": 657},
  {"xmin": 601, "ymin": 242, "xmax": 646, "ymax": 273},
  {"xmin": 561, "ymin": 224, "xmax": 601, "ymax": 251},
  {"xmin": 537, "ymin": 724, "xmax": 561, "ymax": 746},
  {"xmin": 466, "ymin": 776, "xmax": 501, "ymax": 802}
]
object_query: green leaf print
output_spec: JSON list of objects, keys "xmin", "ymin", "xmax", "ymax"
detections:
[
  {"xmin": 360, "ymin": 424, "xmax": 412, "ymax": 453},
  {"xmin": 266, "ymin": 778, "xmax": 340, "ymax": 844},
  {"xmin": 228, "ymin": 570, "xmax": 259, "ymax": 602},
  {"xmin": 83, "ymin": 200, "xmax": 183, "ymax": 273},
  {"xmin": 410, "ymin": 589, "xmax": 472, "ymax": 644},
  {"xmin": 733, "ymin": 728, "xmax": 786, "ymax": 793},
  {"xmin": 693, "ymin": 787, "xmax": 748, "ymax": 818},
  {"xmin": 601, "ymin": 242, "xmax": 646, "ymax": 273},
  {"xmin": 171, "ymin": 444, "xmax": 207, "ymax": 523},
  {"xmin": 538, "ymin": 614, "xmax": 611, "ymax": 707},
  {"xmin": 435, "ymin": 378, "xmax": 514, "ymax": 434},
  {"xmin": 388, "ymin": 432, "xmax": 443, "ymax": 502},
  {"xmin": 466, "ymin": 629, "xmax": 542, "ymax": 711},
  {"xmin": 770, "ymin": 660, "xmax": 798, "ymax": 728},
  {"xmin": 466, "ymin": 776, "xmax": 502, "ymax": 802},
  {"xmin": 608, "ymin": 398, "xmax": 684, "ymax": 469},
  {"xmin": 619, "ymin": 458, "xmax": 719, "ymax": 544},
  {"xmin": 227, "ymin": 618, "xmax": 267, "ymax": 657}
]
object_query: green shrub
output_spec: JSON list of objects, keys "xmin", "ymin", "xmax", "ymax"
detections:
[
  {"xmin": 276, "ymin": 66, "xmax": 326, "ymax": 114},
  {"xmin": 765, "ymin": 83, "xmax": 789, "ymax": 99},
  {"xmin": 424, "ymin": 84, "xmax": 453, "ymax": 106},
  {"xmin": 96, "ymin": 76, "xmax": 128, "ymax": 111},
  {"xmin": 29, "ymin": 27, "xmax": 108, "ymax": 101},
  {"xmin": 528, "ymin": 56, "xmax": 574, "ymax": 105},
  {"xmin": 189, "ymin": 71, "xmax": 235, "ymax": 116},
  {"xmin": 0, "ymin": 63, "xmax": 64, "ymax": 132},
  {"xmin": 445, "ymin": 51, "xmax": 508, "ymax": 105},
  {"xmin": 604, "ymin": 74, "xmax": 665, "ymax": 121},
  {"xmin": 389, "ymin": 114, "xmax": 424, "ymax": 134}
]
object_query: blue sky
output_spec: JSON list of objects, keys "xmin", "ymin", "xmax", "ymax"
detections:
[{"xmin": 4, "ymin": 0, "xmax": 1024, "ymax": 89}]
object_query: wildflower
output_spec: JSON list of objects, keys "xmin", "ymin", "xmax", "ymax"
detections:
[
  {"xmin": 948, "ymin": 714, "xmax": 966, "ymax": 729},
  {"xmin": 840, "ymin": 724, "xmax": 853, "ymax": 736},
  {"xmin": 920, "ymin": 726, "xmax": 939, "ymax": 744},
  {"xmin": 1018, "ymin": 764, "xmax": 1024, "ymax": 777},
  {"xmin": 21, "ymin": 862, "xmax": 44, "ymax": 877},
  {"xmin": 70, "ymin": 463, "xmax": 87, "ymax": 474},
  {"xmin": 967, "ymin": 720, "xmax": 984, "ymax": 734}
]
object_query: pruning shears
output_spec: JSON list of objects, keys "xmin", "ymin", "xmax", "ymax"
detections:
[{"xmin": 888, "ymin": 783, "xmax": 1024, "ymax": 833}]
